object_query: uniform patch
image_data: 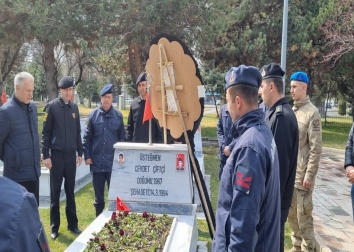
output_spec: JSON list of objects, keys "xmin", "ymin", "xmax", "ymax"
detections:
[
  {"xmin": 312, "ymin": 119, "xmax": 320, "ymax": 131},
  {"xmin": 235, "ymin": 166, "xmax": 254, "ymax": 194},
  {"xmin": 72, "ymin": 113, "xmax": 75, "ymax": 119},
  {"xmin": 43, "ymin": 112, "xmax": 48, "ymax": 121},
  {"xmin": 276, "ymin": 105, "xmax": 282, "ymax": 114}
]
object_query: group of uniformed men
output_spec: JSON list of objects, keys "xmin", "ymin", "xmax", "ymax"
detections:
[{"xmin": 215, "ymin": 63, "xmax": 322, "ymax": 252}]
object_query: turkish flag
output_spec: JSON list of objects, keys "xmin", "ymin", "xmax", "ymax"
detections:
[
  {"xmin": 1, "ymin": 89, "xmax": 6, "ymax": 104},
  {"xmin": 142, "ymin": 92, "xmax": 153, "ymax": 123},
  {"xmin": 116, "ymin": 197, "xmax": 130, "ymax": 211}
]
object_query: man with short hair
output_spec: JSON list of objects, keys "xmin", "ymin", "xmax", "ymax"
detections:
[
  {"xmin": 83, "ymin": 84, "xmax": 125, "ymax": 217},
  {"xmin": 288, "ymin": 72, "xmax": 322, "ymax": 252},
  {"xmin": 258, "ymin": 63, "xmax": 299, "ymax": 252},
  {"xmin": 126, "ymin": 72, "xmax": 162, "ymax": 143},
  {"xmin": 0, "ymin": 72, "xmax": 41, "ymax": 205},
  {"xmin": 213, "ymin": 65, "xmax": 280, "ymax": 252},
  {"xmin": 42, "ymin": 76, "xmax": 83, "ymax": 239}
]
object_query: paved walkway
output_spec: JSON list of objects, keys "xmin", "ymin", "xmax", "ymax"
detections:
[{"xmin": 312, "ymin": 147, "xmax": 354, "ymax": 252}]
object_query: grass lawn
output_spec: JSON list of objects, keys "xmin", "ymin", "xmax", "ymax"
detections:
[{"xmin": 36, "ymin": 105, "xmax": 350, "ymax": 251}]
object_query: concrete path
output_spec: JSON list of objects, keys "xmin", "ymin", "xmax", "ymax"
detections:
[{"xmin": 312, "ymin": 147, "xmax": 354, "ymax": 252}]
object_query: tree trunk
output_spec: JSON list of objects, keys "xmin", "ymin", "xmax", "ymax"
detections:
[
  {"xmin": 127, "ymin": 39, "xmax": 142, "ymax": 84},
  {"xmin": 42, "ymin": 41, "xmax": 58, "ymax": 101}
]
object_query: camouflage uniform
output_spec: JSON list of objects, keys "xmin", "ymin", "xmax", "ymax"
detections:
[{"xmin": 288, "ymin": 96, "xmax": 322, "ymax": 252}]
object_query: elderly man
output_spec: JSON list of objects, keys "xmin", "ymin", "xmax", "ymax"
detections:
[
  {"xmin": 0, "ymin": 72, "xmax": 41, "ymax": 205},
  {"xmin": 42, "ymin": 76, "xmax": 83, "ymax": 239},
  {"xmin": 288, "ymin": 72, "xmax": 322, "ymax": 252},
  {"xmin": 212, "ymin": 65, "xmax": 280, "ymax": 252},
  {"xmin": 83, "ymin": 84, "xmax": 125, "ymax": 217},
  {"xmin": 258, "ymin": 63, "xmax": 299, "ymax": 252}
]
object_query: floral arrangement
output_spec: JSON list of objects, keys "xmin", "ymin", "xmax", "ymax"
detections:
[{"xmin": 85, "ymin": 211, "xmax": 173, "ymax": 252}]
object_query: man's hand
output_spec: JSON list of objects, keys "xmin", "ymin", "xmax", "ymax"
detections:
[
  {"xmin": 224, "ymin": 146, "xmax": 231, "ymax": 156},
  {"xmin": 346, "ymin": 166, "xmax": 354, "ymax": 178},
  {"xmin": 43, "ymin": 158, "xmax": 52, "ymax": 169},
  {"xmin": 85, "ymin": 158, "xmax": 93, "ymax": 165},
  {"xmin": 302, "ymin": 178, "xmax": 313, "ymax": 190},
  {"xmin": 349, "ymin": 169, "xmax": 354, "ymax": 183},
  {"xmin": 76, "ymin": 156, "xmax": 82, "ymax": 167}
]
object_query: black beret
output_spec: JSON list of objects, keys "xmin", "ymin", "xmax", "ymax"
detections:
[
  {"xmin": 224, "ymin": 65, "xmax": 262, "ymax": 91},
  {"xmin": 260, "ymin": 63, "xmax": 285, "ymax": 80},
  {"xmin": 135, "ymin": 72, "xmax": 147, "ymax": 85},
  {"xmin": 100, "ymin": 84, "xmax": 113, "ymax": 96},
  {"xmin": 58, "ymin": 76, "xmax": 74, "ymax": 89}
]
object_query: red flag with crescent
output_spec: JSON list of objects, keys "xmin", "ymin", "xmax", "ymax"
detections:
[
  {"xmin": 142, "ymin": 92, "xmax": 153, "ymax": 123},
  {"xmin": 1, "ymin": 89, "xmax": 6, "ymax": 104},
  {"xmin": 116, "ymin": 197, "xmax": 130, "ymax": 211}
]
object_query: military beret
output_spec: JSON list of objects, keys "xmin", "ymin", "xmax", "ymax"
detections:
[
  {"xmin": 135, "ymin": 72, "xmax": 147, "ymax": 85},
  {"xmin": 224, "ymin": 65, "xmax": 262, "ymax": 91},
  {"xmin": 58, "ymin": 76, "xmax": 74, "ymax": 89},
  {"xmin": 260, "ymin": 63, "xmax": 284, "ymax": 80},
  {"xmin": 100, "ymin": 84, "xmax": 113, "ymax": 96},
  {"xmin": 290, "ymin": 71, "xmax": 309, "ymax": 84}
]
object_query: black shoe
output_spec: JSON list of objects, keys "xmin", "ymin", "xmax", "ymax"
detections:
[
  {"xmin": 68, "ymin": 227, "xmax": 82, "ymax": 234},
  {"xmin": 50, "ymin": 232, "xmax": 59, "ymax": 240}
]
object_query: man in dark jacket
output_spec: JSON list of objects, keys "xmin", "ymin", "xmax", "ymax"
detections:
[
  {"xmin": 344, "ymin": 123, "xmax": 354, "ymax": 220},
  {"xmin": 0, "ymin": 72, "xmax": 41, "ymax": 205},
  {"xmin": 212, "ymin": 65, "xmax": 280, "ymax": 252},
  {"xmin": 258, "ymin": 63, "xmax": 299, "ymax": 252},
  {"xmin": 0, "ymin": 176, "xmax": 50, "ymax": 252},
  {"xmin": 216, "ymin": 103, "xmax": 236, "ymax": 179},
  {"xmin": 126, "ymin": 72, "xmax": 162, "ymax": 143},
  {"xmin": 42, "ymin": 76, "xmax": 83, "ymax": 239},
  {"xmin": 83, "ymin": 84, "xmax": 125, "ymax": 217}
]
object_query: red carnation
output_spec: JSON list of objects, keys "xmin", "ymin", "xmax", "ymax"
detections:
[
  {"xmin": 109, "ymin": 229, "xmax": 114, "ymax": 235},
  {"xmin": 142, "ymin": 211, "xmax": 148, "ymax": 218},
  {"xmin": 111, "ymin": 212, "xmax": 117, "ymax": 220},
  {"xmin": 119, "ymin": 229, "xmax": 124, "ymax": 236},
  {"xmin": 150, "ymin": 216, "xmax": 155, "ymax": 222},
  {"xmin": 124, "ymin": 210, "xmax": 129, "ymax": 216},
  {"xmin": 100, "ymin": 243, "xmax": 106, "ymax": 251},
  {"xmin": 94, "ymin": 236, "xmax": 100, "ymax": 242}
]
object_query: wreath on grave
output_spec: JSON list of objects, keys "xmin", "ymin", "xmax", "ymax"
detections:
[{"xmin": 85, "ymin": 211, "xmax": 173, "ymax": 252}]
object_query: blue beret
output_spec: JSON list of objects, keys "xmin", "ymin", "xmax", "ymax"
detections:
[
  {"xmin": 58, "ymin": 76, "xmax": 74, "ymax": 89},
  {"xmin": 224, "ymin": 65, "xmax": 262, "ymax": 91},
  {"xmin": 136, "ymin": 72, "xmax": 147, "ymax": 85},
  {"xmin": 290, "ymin": 72, "xmax": 309, "ymax": 84},
  {"xmin": 260, "ymin": 63, "xmax": 284, "ymax": 80},
  {"xmin": 100, "ymin": 84, "xmax": 113, "ymax": 96}
]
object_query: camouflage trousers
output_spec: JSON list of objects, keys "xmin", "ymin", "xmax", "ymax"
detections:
[{"xmin": 288, "ymin": 188, "xmax": 315, "ymax": 252}]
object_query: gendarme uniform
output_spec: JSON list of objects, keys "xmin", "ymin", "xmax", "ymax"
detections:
[
  {"xmin": 83, "ymin": 84, "xmax": 126, "ymax": 216},
  {"xmin": 288, "ymin": 72, "xmax": 322, "ymax": 252},
  {"xmin": 41, "ymin": 76, "xmax": 83, "ymax": 236},
  {"xmin": 260, "ymin": 63, "xmax": 299, "ymax": 252},
  {"xmin": 213, "ymin": 65, "xmax": 280, "ymax": 252}
]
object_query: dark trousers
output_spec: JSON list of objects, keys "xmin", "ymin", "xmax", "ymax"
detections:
[
  {"xmin": 92, "ymin": 171, "xmax": 111, "ymax": 217},
  {"xmin": 18, "ymin": 180, "xmax": 40, "ymax": 206},
  {"xmin": 280, "ymin": 207, "xmax": 290, "ymax": 252},
  {"xmin": 50, "ymin": 151, "xmax": 78, "ymax": 233}
]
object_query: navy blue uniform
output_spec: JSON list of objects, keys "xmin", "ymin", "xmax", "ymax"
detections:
[
  {"xmin": 41, "ymin": 97, "xmax": 83, "ymax": 233},
  {"xmin": 216, "ymin": 104, "xmax": 236, "ymax": 179},
  {"xmin": 0, "ymin": 177, "xmax": 50, "ymax": 252},
  {"xmin": 213, "ymin": 109, "xmax": 280, "ymax": 252},
  {"xmin": 83, "ymin": 105, "xmax": 125, "ymax": 216},
  {"xmin": 126, "ymin": 96, "xmax": 162, "ymax": 143},
  {"xmin": 266, "ymin": 97, "xmax": 299, "ymax": 251}
]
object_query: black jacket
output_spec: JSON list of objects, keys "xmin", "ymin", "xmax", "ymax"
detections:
[
  {"xmin": 345, "ymin": 123, "xmax": 354, "ymax": 168},
  {"xmin": 41, "ymin": 97, "xmax": 83, "ymax": 158},
  {"xmin": 266, "ymin": 97, "xmax": 299, "ymax": 209},
  {"xmin": 126, "ymin": 96, "xmax": 162, "ymax": 143},
  {"xmin": 0, "ymin": 95, "xmax": 41, "ymax": 182}
]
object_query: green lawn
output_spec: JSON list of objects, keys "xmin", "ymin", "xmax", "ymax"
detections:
[{"xmin": 37, "ymin": 106, "xmax": 350, "ymax": 251}]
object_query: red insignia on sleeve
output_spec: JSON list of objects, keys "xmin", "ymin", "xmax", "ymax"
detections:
[{"xmin": 234, "ymin": 166, "xmax": 254, "ymax": 194}]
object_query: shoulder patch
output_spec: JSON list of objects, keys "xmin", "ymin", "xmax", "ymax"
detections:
[
  {"xmin": 43, "ymin": 112, "xmax": 48, "ymax": 122},
  {"xmin": 276, "ymin": 105, "xmax": 283, "ymax": 115},
  {"xmin": 235, "ymin": 165, "xmax": 254, "ymax": 194},
  {"xmin": 312, "ymin": 119, "xmax": 321, "ymax": 131}
]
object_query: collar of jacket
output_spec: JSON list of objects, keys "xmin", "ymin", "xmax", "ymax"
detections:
[
  {"xmin": 99, "ymin": 105, "xmax": 113, "ymax": 116},
  {"xmin": 58, "ymin": 97, "xmax": 72, "ymax": 107},
  {"xmin": 293, "ymin": 95, "xmax": 310, "ymax": 110},
  {"xmin": 231, "ymin": 108, "xmax": 264, "ymax": 138},
  {"xmin": 267, "ymin": 97, "xmax": 288, "ymax": 117},
  {"xmin": 11, "ymin": 94, "xmax": 33, "ymax": 111}
]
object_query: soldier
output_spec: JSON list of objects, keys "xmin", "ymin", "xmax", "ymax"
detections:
[
  {"xmin": 42, "ymin": 76, "xmax": 83, "ymax": 239},
  {"xmin": 83, "ymin": 84, "xmax": 125, "ymax": 217},
  {"xmin": 216, "ymin": 103, "xmax": 236, "ymax": 179},
  {"xmin": 258, "ymin": 63, "xmax": 299, "ymax": 252},
  {"xmin": 288, "ymin": 72, "xmax": 322, "ymax": 252},
  {"xmin": 126, "ymin": 72, "xmax": 162, "ymax": 143},
  {"xmin": 213, "ymin": 65, "xmax": 280, "ymax": 252}
]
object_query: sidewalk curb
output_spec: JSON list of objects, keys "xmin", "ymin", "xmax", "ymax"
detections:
[
  {"xmin": 322, "ymin": 146, "xmax": 345, "ymax": 155},
  {"xmin": 315, "ymin": 230, "xmax": 332, "ymax": 252}
]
